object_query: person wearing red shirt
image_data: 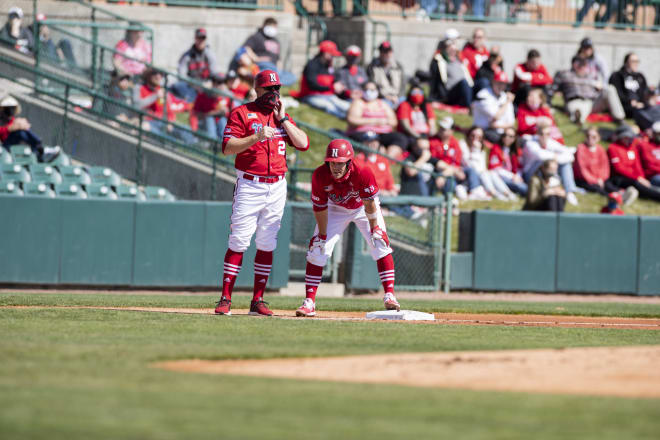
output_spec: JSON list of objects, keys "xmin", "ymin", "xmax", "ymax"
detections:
[
  {"xmin": 189, "ymin": 73, "xmax": 232, "ymax": 141},
  {"xmin": 573, "ymin": 127, "xmax": 619, "ymax": 196},
  {"xmin": 511, "ymin": 49, "xmax": 553, "ymax": 105},
  {"xmin": 296, "ymin": 139, "xmax": 401, "ymax": 317},
  {"xmin": 460, "ymin": 28, "xmax": 489, "ymax": 79},
  {"xmin": 607, "ymin": 125, "xmax": 660, "ymax": 202},
  {"xmin": 214, "ymin": 70, "xmax": 309, "ymax": 317},
  {"xmin": 516, "ymin": 88, "xmax": 564, "ymax": 144},
  {"xmin": 601, "ymin": 192, "xmax": 625, "ymax": 215},
  {"xmin": 488, "ymin": 128, "xmax": 527, "ymax": 195},
  {"xmin": 299, "ymin": 40, "xmax": 350, "ymax": 118},
  {"xmin": 396, "ymin": 85, "xmax": 436, "ymax": 153},
  {"xmin": 636, "ymin": 122, "xmax": 660, "ymax": 186}
]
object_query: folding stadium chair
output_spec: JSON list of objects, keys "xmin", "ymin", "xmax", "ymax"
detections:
[
  {"xmin": 10, "ymin": 145, "xmax": 37, "ymax": 166},
  {"xmin": 116, "ymin": 184, "xmax": 146, "ymax": 201},
  {"xmin": 86, "ymin": 183, "xmax": 118, "ymax": 200},
  {"xmin": 54, "ymin": 183, "xmax": 87, "ymax": 199},
  {"xmin": 0, "ymin": 180, "xmax": 23, "ymax": 196},
  {"xmin": 1, "ymin": 163, "xmax": 31, "ymax": 184},
  {"xmin": 58, "ymin": 165, "xmax": 92, "ymax": 186},
  {"xmin": 87, "ymin": 166, "xmax": 121, "ymax": 187},
  {"xmin": 0, "ymin": 148, "xmax": 13, "ymax": 165},
  {"xmin": 144, "ymin": 186, "xmax": 175, "ymax": 202},
  {"xmin": 29, "ymin": 164, "xmax": 63, "ymax": 185},
  {"xmin": 23, "ymin": 182, "xmax": 56, "ymax": 198}
]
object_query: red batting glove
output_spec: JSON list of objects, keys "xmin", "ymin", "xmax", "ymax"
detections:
[
  {"xmin": 309, "ymin": 234, "xmax": 327, "ymax": 252},
  {"xmin": 371, "ymin": 226, "xmax": 390, "ymax": 247}
]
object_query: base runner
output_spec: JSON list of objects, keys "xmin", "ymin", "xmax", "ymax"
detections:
[
  {"xmin": 214, "ymin": 70, "xmax": 309, "ymax": 316},
  {"xmin": 296, "ymin": 139, "xmax": 401, "ymax": 317}
]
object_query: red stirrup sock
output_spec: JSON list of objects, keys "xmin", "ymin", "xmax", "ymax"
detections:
[
  {"xmin": 252, "ymin": 250, "xmax": 273, "ymax": 301},
  {"xmin": 222, "ymin": 249, "xmax": 244, "ymax": 300},
  {"xmin": 304, "ymin": 263, "xmax": 324, "ymax": 302},
  {"xmin": 376, "ymin": 254, "xmax": 395, "ymax": 294}
]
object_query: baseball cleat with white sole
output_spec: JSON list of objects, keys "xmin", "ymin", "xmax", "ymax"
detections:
[
  {"xmin": 296, "ymin": 298, "xmax": 316, "ymax": 317},
  {"xmin": 214, "ymin": 296, "xmax": 231, "ymax": 315},
  {"xmin": 383, "ymin": 292, "xmax": 400, "ymax": 311}
]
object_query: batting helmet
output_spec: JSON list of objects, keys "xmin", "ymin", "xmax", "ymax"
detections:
[
  {"xmin": 325, "ymin": 139, "xmax": 354, "ymax": 163},
  {"xmin": 255, "ymin": 69, "xmax": 281, "ymax": 88}
]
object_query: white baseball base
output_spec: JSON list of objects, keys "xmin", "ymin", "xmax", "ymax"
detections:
[{"xmin": 366, "ymin": 310, "xmax": 435, "ymax": 321}]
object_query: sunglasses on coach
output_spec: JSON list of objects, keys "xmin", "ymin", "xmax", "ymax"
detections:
[{"xmin": 265, "ymin": 85, "xmax": 281, "ymax": 91}]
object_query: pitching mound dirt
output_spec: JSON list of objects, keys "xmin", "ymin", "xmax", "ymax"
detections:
[{"xmin": 154, "ymin": 346, "xmax": 660, "ymax": 398}]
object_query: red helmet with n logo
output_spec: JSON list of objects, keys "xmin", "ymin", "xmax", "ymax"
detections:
[
  {"xmin": 325, "ymin": 139, "xmax": 354, "ymax": 163},
  {"xmin": 255, "ymin": 69, "xmax": 281, "ymax": 88}
]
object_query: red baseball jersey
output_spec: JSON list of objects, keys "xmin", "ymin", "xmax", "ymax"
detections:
[
  {"xmin": 310, "ymin": 161, "xmax": 379, "ymax": 211},
  {"xmin": 222, "ymin": 102, "xmax": 306, "ymax": 176}
]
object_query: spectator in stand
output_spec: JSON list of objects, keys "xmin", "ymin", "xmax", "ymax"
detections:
[
  {"xmin": 573, "ymin": 127, "xmax": 619, "ymax": 196},
  {"xmin": 471, "ymin": 69, "xmax": 515, "ymax": 144},
  {"xmin": 367, "ymin": 41, "xmax": 406, "ymax": 108},
  {"xmin": 29, "ymin": 14, "xmax": 77, "ymax": 69},
  {"xmin": 488, "ymin": 128, "xmax": 528, "ymax": 196},
  {"xmin": 575, "ymin": 0, "xmax": 618, "ymax": 28},
  {"xmin": 189, "ymin": 73, "xmax": 232, "ymax": 142},
  {"xmin": 637, "ymin": 121, "xmax": 660, "ymax": 186},
  {"xmin": 396, "ymin": 85, "xmax": 436, "ymax": 153},
  {"xmin": 400, "ymin": 141, "xmax": 438, "ymax": 197},
  {"xmin": 113, "ymin": 21, "xmax": 152, "ymax": 78},
  {"xmin": 346, "ymin": 81, "xmax": 408, "ymax": 160},
  {"xmin": 522, "ymin": 121, "xmax": 579, "ymax": 205},
  {"xmin": 460, "ymin": 28, "xmax": 489, "ymax": 79},
  {"xmin": 134, "ymin": 68, "xmax": 194, "ymax": 144},
  {"xmin": 335, "ymin": 45, "xmax": 368, "ymax": 101},
  {"xmin": 430, "ymin": 117, "xmax": 485, "ymax": 200},
  {"xmin": 0, "ymin": 7, "xmax": 33, "ymax": 55},
  {"xmin": 171, "ymin": 28, "xmax": 219, "ymax": 102},
  {"xmin": 0, "ymin": 95, "xmax": 60, "ymax": 162},
  {"xmin": 460, "ymin": 126, "xmax": 516, "ymax": 200},
  {"xmin": 607, "ymin": 125, "xmax": 660, "ymax": 202},
  {"xmin": 473, "ymin": 51, "xmax": 503, "ymax": 95},
  {"xmin": 523, "ymin": 159, "xmax": 566, "ymax": 212},
  {"xmin": 511, "ymin": 49, "xmax": 553, "ymax": 106},
  {"xmin": 298, "ymin": 40, "xmax": 350, "ymax": 119},
  {"xmin": 240, "ymin": 17, "xmax": 295, "ymax": 86},
  {"xmin": 609, "ymin": 53, "xmax": 660, "ymax": 131},
  {"xmin": 226, "ymin": 70, "xmax": 251, "ymax": 104},
  {"xmin": 103, "ymin": 70, "xmax": 137, "ymax": 124},
  {"xmin": 554, "ymin": 56, "xmax": 624, "ymax": 126},
  {"xmin": 429, "ymin": 38, "xmax": 473, "ymax": 106},
  {"xmin": 517, "ymin": 88, "xmax": 564, "ymax": 143},
  {"xmin": 576, "ymin": 38, "xmax": 609, "ymax": 83},
  {"xmin": 601, "ymin": 192, "xmax": 624, "ymax": 215}
]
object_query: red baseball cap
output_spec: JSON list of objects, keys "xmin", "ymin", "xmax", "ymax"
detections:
[
  {"xmin": 319, "ymin": 40, "xmax": 341, "ymax": 57},
  {"xmin": 345, "ymin": 45, "xmax": 362, "ymax": 57},
  {"xmin": 608, "ymin": 192, "xmax": 623, "ymax": 205},
  {"xmin": 254, "ymin": 69, "xmax": 281, "ymax": 88},
  {"xmin": 378, "ymin": 41, "xmax": 392, "ymax": 52}
]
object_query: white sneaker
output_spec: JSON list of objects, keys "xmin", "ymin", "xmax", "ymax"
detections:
[
  {"xmin": 566, "ymin": 192, "xmax": 578, "ymax": 206},
  {"xmin": 383, "ymin": 292, "xmax": 400, "ymax": 311},
  {"xmin": 622, "ymin": 187, "xmax": 638, "ymax": 206},
  {"xmin": 295, "ymin": 298, "xmax": 316, "ymax": 317},
  {"xmin": 468, "ymin": 186, "xmax": 492, "ymax": 201},
  {"xmin": 454, "ymin": 185, "xmax": 468, "ymax": 201}
]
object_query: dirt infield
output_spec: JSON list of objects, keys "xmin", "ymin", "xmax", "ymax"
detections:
[
  {"xmin": 3, "ymin": 305, "xmax": 660, "ymax": 330},
  {"xmin": 154, "ymin": 346, "xmax": 660, "ymax": 398}
]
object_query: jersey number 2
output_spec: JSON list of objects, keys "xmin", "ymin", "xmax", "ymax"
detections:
[{"xmin": 278, "ymin": 140, "xmax": 286, "ymax": 156}]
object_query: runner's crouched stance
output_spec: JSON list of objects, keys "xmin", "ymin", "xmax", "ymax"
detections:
[
  {"xmin": 214, "ymin": 70, "xmax": 309, "ymax": 316},
  {"xmin": 296, "ymin": 139, "xmax": 400, "ymax": 317}
]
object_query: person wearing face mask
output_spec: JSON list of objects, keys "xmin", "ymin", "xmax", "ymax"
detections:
[
  {"xmin": 0, "ymin": 7, "xmax": 33, "ymax": 55},
  {"xmin": 299, "ymin": 40, "xmax": 351, "ymax": 119},
  {"xmin": 346, "ymin": 81, "xmax": 408, "ymax": 160},
  {"xmin": 334, "ymin": 45, "xmax": 368, "ymax": 101},
  {"xmin": 241, "ymin": 18, "xmax": 296, "ymax": 87},
  {"xmin": 0, "ymin": 95, "xmax": 60, "ymax": 162},
  {"xmin": 296, "ymin": 139, "xmax": 401, "ymax": 317},
  {"xmin": 523, "ymin": 159, "xmax": 566, "ymax": 212},
  {"xmin": 396, "ymin": 85, "xmax": 437, "ymax": 155},
  {"xmin": 171, "ymin": 28, "xmax": 219, "ymax": 103},
  {"xmin": 214, "ymin": 70, "xmax": 309, "ymax": 317}
]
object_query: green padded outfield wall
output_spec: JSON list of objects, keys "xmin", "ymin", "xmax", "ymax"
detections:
[
  {"xmin": 638, "ymin": 217, "xmax": 660, "ymax": 295},
  {"xmin": 556, "ymin": 214, "xmax": 638, "ymax": 294},
  {"xmin": 473, "ymin": 211, "xmax": 558, "ymax": 292}
]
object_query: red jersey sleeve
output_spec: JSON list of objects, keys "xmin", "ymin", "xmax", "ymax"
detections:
[
  {"xmin": 357, "ymin": 166, "xmax": 379, "ymax": 199},
  {"xmin": 488, "ymin": 145, "xmax": 503, "ymax": 170},
  {"xmin": 222, "ymin": 108, "xmax": 247, "ymax": 153},
  {"xmin": 425, "ymin": 103, "xmax": 435, "ymax": 122},
  {"xmin": 310, "ymin": 167, "xmax": 329, "ymax": 212},
  {"xmin": 531, "ymin": 64, "xmax": 553, "ymax": 87},
  {"xmin": 396, "ymin": 101, "xmax": 412, "ymax": 130}
]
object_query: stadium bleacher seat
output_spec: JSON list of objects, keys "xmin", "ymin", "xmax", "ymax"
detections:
[
  {"xmin": 0, "ymin": 148, "xmax": 13, "ymax": 164},
  {"xmin": 88, "ymin": 166, "xmax": 121, "ymax": 186},
  {"xmin": 144, "ymin": 186, "xmax": 175, "ymax": 202},
  {"xmin": 1, "ymin": 163, "xmax": 31, "ymax": 184},
  {"xmin": 86, "ymin": 183, "xmax": 118, "ymax": 200},
  {"xmin": 116, "ymin": 184, "xmax": 146, "ymax": 201},
  {"xmin": 0, "ymin": 180, "xmax": 23, "ymax": 195},
  {"xmin": 29, "ymin": 164, "xmax": 63, "ymax": 185},
  {"xmin": 23, "ymin": 182, "xmax": 56, "ymax": 198},
  {"xmin": 55, "ymin": 183, "xmax": 87, "ymax": 198},
  {"xmin": 49, "ymin": 151, "xmax": 71, "ymax": 167},
  {"xmin": 10, "ymin": 145, "xmax": 37, "ymax": 165},
  {"xmin": 58, "ymin": 165, "xmax": 92, "ymax": 185}
]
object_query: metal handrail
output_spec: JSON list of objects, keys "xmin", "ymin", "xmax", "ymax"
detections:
[
  {"xmin": 105, "ymin": 0, "xmax": 284, "ymax": 10},
  {"xmin": 292, "ymin": 0, "xmax": 328, "ymax": 61},
  {"xmin": 351, "ymin": 0, "xmax": 392, "ymax": 53}
]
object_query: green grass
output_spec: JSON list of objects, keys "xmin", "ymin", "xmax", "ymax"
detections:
[{"xmin": 1, "ymin": 292, "xmax": 660, "ymax": 439}]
